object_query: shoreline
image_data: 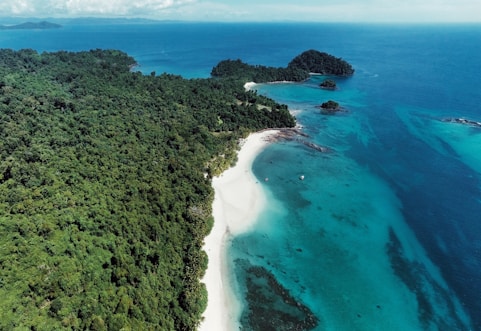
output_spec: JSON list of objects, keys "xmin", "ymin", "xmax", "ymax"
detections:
[
  {"xmin": 243, "ymin": 81, "xmax": 257, "ymax": 91},
  {"xmin": 244, "ymin": 81, "xmax": 298, "ymax": 92},
  {"xmin": 199, "ymin": 129, "xmax": 279, "ymax": 331}
]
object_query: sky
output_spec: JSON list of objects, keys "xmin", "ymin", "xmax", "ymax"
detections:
[{"xmin": 1, "ymin": 0, "xmax": 480, "ymax": 23}]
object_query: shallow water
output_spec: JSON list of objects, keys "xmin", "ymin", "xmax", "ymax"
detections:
[
  {"xmin": 230, "ymin": 109, "xmax": 473, "ymax": 329},
  {"xmin": 230, "ymin": 31, "xmax": 481, "ymax": 328}
]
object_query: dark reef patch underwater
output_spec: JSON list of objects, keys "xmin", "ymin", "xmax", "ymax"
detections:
[
  {"xmin": 235, "ymin": 260, "xmax": 318, "ymax": 331},
  {"xmin": 387, "ymin": 228, "xmax": 468, "ymax": 330}
]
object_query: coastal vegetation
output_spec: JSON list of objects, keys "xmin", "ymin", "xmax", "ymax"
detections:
[
  {"xmin": 211, "ymin": 49, "xmax": 354, "ymax": 83},
  {"xmin": 288, "ymin": 50, "xmax": 354, "ymax": 76},
  {"xmin": 0, "ymin": 48, "xmax": 294, "ymax": 330},
  {"xmin": 211, "ymin": 59, "xmax": 310, "ymax": 83}
]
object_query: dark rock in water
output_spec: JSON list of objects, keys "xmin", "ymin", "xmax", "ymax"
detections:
[
  {"xmin": 319, "ymin": 100, "xmax": 343, "ymax": 115},
  {"xmin": 301, "ymin": 141, "xmax": 331, "ymax": 153},
  {"xmin": 272, "ymin": 128, "xmax": 309, "ymax": 141},
  {"xmin": 320, "ymin": 100, "xmax": 340, "ymax": 110},
  {"xmin": 320, "ymin": 79, "xmax": 337, "ymax": 90},
  {"xmin": 268, "ymin": 128, "xmax": 331, "ymax": 153},
  {"xmin": 441, "ymin": 117, "xmax": 481, "ymax": 128}
]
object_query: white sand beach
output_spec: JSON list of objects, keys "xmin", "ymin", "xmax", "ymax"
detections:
[
  {"xmin": 199, "ymin": 130, "xmax": 279, "ymax": 331},
  {"xmin": 243, "ymin": 81, "xmax": 257, "ymax": 91}
]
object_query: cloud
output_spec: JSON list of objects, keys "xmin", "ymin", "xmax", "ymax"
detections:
[
  {"xmin": 1, "ymin": 0, "xmax": 35, "ymax": 15},
  {"xmin": 189, "ymin": 0, "xmax": 481, "ymax": 22},
  {"xmin": 0, "ymin": 0, "xmax": 196, "ymax": 17},
  {"xmin": 0, "ymin": 0, "xmax": 479, "ymax": 22}
]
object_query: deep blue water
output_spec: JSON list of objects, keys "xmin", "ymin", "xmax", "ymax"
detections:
[{"xmin": 2, "ymin": 22, "xmax": 480, "ymax": 330}]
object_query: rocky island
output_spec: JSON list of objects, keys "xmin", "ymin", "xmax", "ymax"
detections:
[
  {"xmin": 319, "ymin": 79, "xmax": 337, "ymax": 89},
  {"xmin": 319, "ymin": 100, "xmax": 341, "ymax": 114}
]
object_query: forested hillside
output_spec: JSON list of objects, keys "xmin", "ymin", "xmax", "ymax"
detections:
[
  {"xmin": 288, "ymin": 50, "xmax": 354, "ymax": 76},
  {"xmin": 211, "ymin": 59, "xmax": 310, "ymax": 83},
  {"xmin": 211, "ymin": 49, "xmax": 354, "ymax": 83},
  {"xmin": 0, "ymin": 49, "xmax": 294, "ymax": 330}
]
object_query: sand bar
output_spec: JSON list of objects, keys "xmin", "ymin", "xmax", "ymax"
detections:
[{"xmin": 199, "ymin": 129, "xmax": 279, "ymax": 331}]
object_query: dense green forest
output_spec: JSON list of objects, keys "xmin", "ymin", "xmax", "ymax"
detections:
[
  {"xmin": 287, "ymin": 50, "xmax": 354, "ymax": 76},
  {"xmin": 0, "ymin": 48, "xmax": 295, "ymax": 330},
  {"xmin": 211, "ymin": 59, "xmax": 310, "ymax": 83},
  {"xmin": 211, "ymin": 49, "xmax": 354, "ymax": 83}
]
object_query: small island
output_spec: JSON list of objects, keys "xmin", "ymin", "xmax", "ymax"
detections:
[
  {"xmin": 0, "ymin": 21, "xmax": 62, "ymax": 30},
  {"xmin": 319, "ymin": 100, "xmax": 341, "ymax": 114},
  {"xmin": 288, "ymin": 50, "xmax": 354, "ymax": 76},
  {"xmin": 320, "ymin": 79, "xmax": 337, "ymax": 90}
]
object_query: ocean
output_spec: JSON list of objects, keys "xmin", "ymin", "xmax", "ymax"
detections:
[{"xmin": 2, "ymin": 22, "xmax": 480, "ymax": 330}]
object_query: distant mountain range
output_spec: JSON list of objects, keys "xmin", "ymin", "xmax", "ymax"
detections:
[
  {"xmin": 0, "ymin": 17, "xmax": 171, "ymax": 27},
  {"xmin": 0, "ymin": 21, "xmax": 62, "ymax": 30}
]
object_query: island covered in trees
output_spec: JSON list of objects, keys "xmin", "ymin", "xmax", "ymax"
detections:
[
  {"xmin": 211, "ymin": 49, "xmax": 354, "ymax": 83},
  {"xmin": 319, "ymin": 100, "xmax": 341, "ymax": 114},
  {"xmin": 0, "ymin": 48, "xmax": 352, "ymax": 330},
  {"xmin": 319, "ymin": 79, "xmax": 337, "ymax": 89}
]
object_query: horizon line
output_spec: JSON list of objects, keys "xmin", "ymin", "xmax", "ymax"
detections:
[{"xmin": 1, "ymin": 16, "xmax": 481, "ymax": 25}]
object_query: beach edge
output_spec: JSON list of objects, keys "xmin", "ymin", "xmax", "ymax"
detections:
[{"xmin": 198, "ymin": 129, "xmax": 279, "ymax": 331}]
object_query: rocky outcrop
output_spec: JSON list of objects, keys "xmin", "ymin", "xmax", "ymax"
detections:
[{"xmin": 442, "ymin": 118, "xmax": 481, "ymax": 128}]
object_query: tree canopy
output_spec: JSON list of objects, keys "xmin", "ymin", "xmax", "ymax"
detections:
[
  {"xmin": 0, "ymin": 48, "xmax": 294, "ymax": 330},
  {"xmin": 288, "ymin": 50, "xmax": 354, "ymax": 76},
  {"xmin": 319, "ymin": 79, "xmax": 337, "ymax": 89},
  {"xmin": 211, "ymin": 59, "xmax": 310, "ymax": 83},
  {"xmin": 211, "ymin": 49, "xmax": 354, "ymax": 83},
  {"xmin": 319, "ymin": 100, "xmax": 341, "ymax": 114}
]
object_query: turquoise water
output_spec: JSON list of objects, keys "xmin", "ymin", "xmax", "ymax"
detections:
[
  {"xmin": 229, "ymin": 27, "xmax": 481, "ymax": 329},
  {"xmin": 1, "ymin": 22, "xmax": 480, "ymax": 330},
  {"xmin": 231, "ymin": 77, "xmax": 474, "ymax": 329}
]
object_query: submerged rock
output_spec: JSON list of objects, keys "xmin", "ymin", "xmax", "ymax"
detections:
[
  {"xmin": 441, "ymin": 117, "xmax": 481, "ymax": 128},
  {"xmin": 268, "ymin": 128, "xmax": 331, "ymax": 153}
]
